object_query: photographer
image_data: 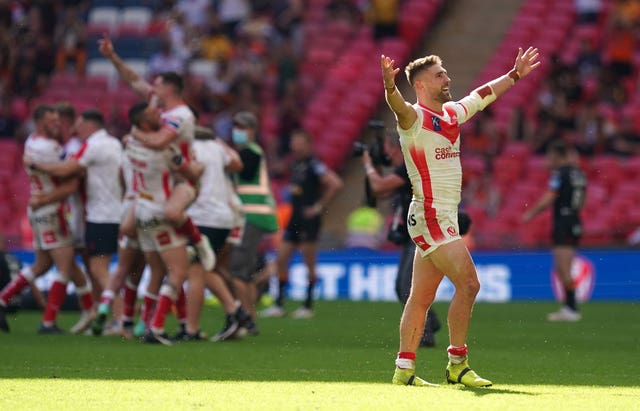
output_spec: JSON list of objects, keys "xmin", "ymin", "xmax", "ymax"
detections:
[{"xmin": 361, "ymin": 131, "xmax": 441, "ymax": 347}]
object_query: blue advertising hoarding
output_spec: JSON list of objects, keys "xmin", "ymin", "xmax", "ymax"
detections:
[{"xmin": 9, "ymin": 248, "xmax": 640, "ymax": 302}]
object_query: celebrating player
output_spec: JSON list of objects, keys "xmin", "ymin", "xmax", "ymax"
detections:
[{"xmin": 382, "ymin": 47, "xmax": 540, "ymax": 387}]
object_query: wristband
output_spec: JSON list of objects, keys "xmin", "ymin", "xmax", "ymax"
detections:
[{"xmin": 508, "ymin": 69, "xmax": 520, "ymax": 84}]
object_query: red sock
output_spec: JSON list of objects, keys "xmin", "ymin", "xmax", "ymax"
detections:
[
  {"xmin": 43, "ymin": 281, "xmax": 67, "ymax": 324},
  {"xmin": 176, "ymin": 217, "xmax": 202, "ymax": 243},
  {"xmin": 79, "ymin": 290, "xmax": 94, "ymax": 312},
  {"xmin": 0, "ymin": 274, "xmax": 30, "ymax": 306},
  {"xmin": 175, "ymin": 286, "xmax": 187, "ymax": 322},
  {"xmin": 447, "ymin": 345, "xmax": 468, "ymax": 357},
  {"xmin": 150, "ymin": 295, "xmax": 173, "ymax": 331},
  {"xmin": 141, "ymin": 294, "xmax": 157, "ymax": 325},
  {"xmin": 397, "ymin": 352, "xmax": 417, "ymax": 361},
  {"xmin": 122, "ymin": 282, "xmax": 137, "ymax": 320}
]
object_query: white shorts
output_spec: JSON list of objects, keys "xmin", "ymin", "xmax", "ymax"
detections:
[
  {"xmin": 29, "ymin": 204, "xmax": 74, "ymax": 251},
  {"xmin": 135, "ymin": 202, "xmax": 187, "ymax": 252},
  {"xmin": 119, "ymin": 199, "xmax": 139, "ymax": 250},
  {"xmin": 407, "ymin": 201, "xmax": 460, "ymax": 258}
]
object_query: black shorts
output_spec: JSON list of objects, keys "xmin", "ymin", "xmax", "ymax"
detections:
[
  {"xmin": 196, "ymin": 226, "xmax": 230, "ymax": 253},
  {"xmin": 552, "ymin": 217, "xmax": 582, "ymax": 247},
  {"xmin": 85, "ymin": 222, "xmax": 119, "ymax": 257},
  {"xmin": 282, "ymin": 216, "xmax": 321, "ymax": 243}
]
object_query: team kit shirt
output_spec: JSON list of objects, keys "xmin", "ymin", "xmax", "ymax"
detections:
[
  {"xmin": 74, "ymin": 129, "xmax": 123, "ymax": 224},
  {"xmin": 161, "ymin": 104, "xmax": 196, "ymax": 164},
  {"xmin": 289, "ymin": 156, "xmax": 328, "ymax": 222},
  {"xmin": 118, "ymin": 135, "xmax": 140, "ymax": 250},
  {"xmin": 187, "ymin": 139, "xmax": 236, "ymax": 229},
  {"xmin": 24, "ymin": 134, "xmax": 73, "ymax": 250},
  {"xmin": 398, "ymin": 85, "xmax": 496, "ymax": 256},
  {"xmin": 63, "ymin": 137, "xmax": 86, "ymax": 247},
  {"xmin": 549, "ymin": 164, "xmax": 586, "ymax": 244},
  {"xmin": 127, "ymin": 137, "xmax": 186, "ymax": 252}
]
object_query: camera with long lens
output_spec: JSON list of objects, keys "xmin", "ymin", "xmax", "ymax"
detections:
[{"xmin": 352, "ymin": 120, "xmax": 391, "ymax": 167}]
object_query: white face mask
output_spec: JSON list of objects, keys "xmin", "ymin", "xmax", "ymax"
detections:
[{"xmin": 232, "ymin": 128, "xmax": 249, "ymax": 145}]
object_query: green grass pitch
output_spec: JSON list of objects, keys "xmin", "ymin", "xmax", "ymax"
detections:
[{"xmin": 0, "ymin": 301, "xmax": 638, "ymax": 410}]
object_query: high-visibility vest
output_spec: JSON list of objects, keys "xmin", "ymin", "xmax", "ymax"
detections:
[{"xmin": 235, "ymin": 142, "xmax": 278, "ymax": 233}]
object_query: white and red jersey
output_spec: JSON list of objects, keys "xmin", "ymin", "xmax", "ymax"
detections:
[
  {"xmin": 398, "ymin": 88, "xmax": 496, "ymax": 213},
  {"xmin": 74, "ymin": 129, "xmax": 123, "ymax": 223},
  {"xmin": 24, "ymin": 134, "xmax": 65, "ymax": 210},
  {"xmin": 187, "ymin": 139, "xmax": 235, "ymax": 229},
  {"xmin": 126, "ymin": 136, "xmax": 177, "ymax": 216},
  {"xmin": 161, "ymin": 104, "xmax": 196, "ymax": 163},
  {"xmin": 120, "ymin": 135, "xmax": 136, "ymax": 201}
]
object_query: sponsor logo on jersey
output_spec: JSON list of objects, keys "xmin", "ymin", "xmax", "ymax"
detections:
[
  {"xmin": 431, "ymin": 116, "xmax": 441, "ymax": 131},
  {"xmin": 447, "ymin": 226, "xmax": 458, "ymax": 236}
]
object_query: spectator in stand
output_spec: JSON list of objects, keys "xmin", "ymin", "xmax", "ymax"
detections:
[
  {"xmin": 217, "ymin": 0, "xmax": 251, "ymax": 38},
  {"xmin": 148, "ymin": 38, "xmax": 185, "ymax": 78},
  {"xmin": 607, "ymin": 116, "xmax": 640, "ymax": 156},
  {"xmin": 575, "ymin": 100, "xmax": 606, "ymax": 156},
  {"xmin": 604, "ymin": 19, "xmax": 634, "ymax": 80},
  {"xmin": 326, "ymin": 0, "xmax": 362, "ymax": 24},
  {"xmin": 175, "ymin": 0, "xmax": 212, "ymax": 31},
  {"xmin": 576, "ymin": 38, "xmax": 602, "ymax": 80},
  {"xmin": 0, "ymin": 98, "xmax": 19, "ymax": 138},
  {"xmin": 574, "ymin": 0, "xmax": 603, "ymax": 24},
  {"xmin": 200, "ymin": 19, "xmax": 234, "ymax": 62},
  {"xmin": 364, "ymin": 0, "xmax": 400, "ymax": 40},
  {"xmin": 54, "ymin": 6, "xmax": 86, "ymax": 76}
]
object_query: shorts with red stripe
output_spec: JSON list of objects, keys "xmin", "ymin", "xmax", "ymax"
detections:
[
  {"xmin": 407, "ymin": 201, "xmax": 461, "ymax": 258},
  {"xmin": 28, "ymin": 203, "xmax": 74, "ymax": 251}
]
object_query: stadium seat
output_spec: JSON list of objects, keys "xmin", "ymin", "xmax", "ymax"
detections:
[
  {"xmin": 188, "ymin": 59, "xmax": 218, "ymax": 80},
  {"xmin": 87, "ymin": 59, "xmax": 118, "ymax": 81},
  {"xmin": 87, "ymin": 7, "xmax": 120, "ymax": 36},
  {"xmin": 119, "ymin": 7, "xmax": 153, "ymax": 36},
  {"xmin": 123, "ymin": 58, "xmax": 148, "ymax": 79}
]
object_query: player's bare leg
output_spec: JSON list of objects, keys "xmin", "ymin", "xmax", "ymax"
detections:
[
  {"xmin": 165, "ymin": 183, "xmax": 215, "ymax": 271},
  {"xmin": 548, "ymin": 245, "xmax": 580, "ymax": 321},
  {"xmin": 68, "ymin": 261, "xmax": 96, "ymax": 334},
  {"xmin": 136, "ymin": 251, "xmax": 165, "ymax": 337},
  {"xmin": 119, "ymin": 202, "xmax": 137, "ymax": 238},
  {"xmin": 92, "ymin": 243, "xmax": 143, "ymax": 336},
  {"xmin": 39, "ymin": 245, "xmax": 78, "ymax": 333},
  {"xmin": 144, "ymin": 245, "xmax": 189, "ymax": 345}
]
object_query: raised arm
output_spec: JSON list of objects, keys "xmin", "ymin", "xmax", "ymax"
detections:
[
  {"xmin": 98, "ymin": 34, "xmax": 152, "ymax": 98},
  {"xmin": 486, "ymin": 47, "xmax": 540, "ymax": 99},
  {"xmin": 381, "ymin": 55, "xmax": 417, "ymax": 130},
  {"xmin": 26, "ymin": 156, "xmax": 83, "ymax": 178},
  {"xmin": 131, "ymin": 126, "xmax": 178, "ymax": 149}
]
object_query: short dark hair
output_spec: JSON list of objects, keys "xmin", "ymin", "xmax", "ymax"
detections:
[
  {"xmin": 292, "ymin": 129, "xmax": 312, "ymax": 143},
  {"xmin": 405, "ymin": 55, "xmax": 443, "ymax": 86},
  {"xmin": 128, "ymin": 102, "xmax": 148, "ymax": 127},
  {"xmin": 159, "ymin": 71, "xmax": 183, "ymax": 94},
  {"xmin": 32, "ymin": 104, "xmax": 56, "ymax": 122},
  {"xmin": 55, "ymin": 102, "xmax": 76, "ymax": 121},
  {"xmin": 81, "ymin": 109, "xmax": 105, "ymax": 127},
  {"xmin": 547, "ymin": 139, "xmax": 568, "ymax": 157}
]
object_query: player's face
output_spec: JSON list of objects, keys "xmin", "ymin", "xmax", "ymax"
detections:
[
  {"xmin": 290, "ymin": 134, "xmax": 310, "ymax": 159},
  {"xmin": 58, "ymin": 117, "xmax": 75, "ymax": 142},
  {"xmin": 416, "ymin": 64, "xmax": 452, "ymax": 104},
  {"xmin": 143, "ymin": 105, "xmax": 162, "ymax": 130},
  {"xmin": 42, "ymin": 112, "xmax": 61, "ymax": 139}
]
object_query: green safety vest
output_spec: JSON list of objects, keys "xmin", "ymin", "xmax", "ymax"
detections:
[{"xmin": 235, "ymin": 142, "xmax": 278, "ymax": 233}]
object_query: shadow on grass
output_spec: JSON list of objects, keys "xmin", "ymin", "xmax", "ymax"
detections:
[{"xmin": 460, "ymin": 386, "xmax": 538, "ymax": 396}]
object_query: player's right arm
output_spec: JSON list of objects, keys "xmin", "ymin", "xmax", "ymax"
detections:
[
  {"xmin": 98, "ymin": 34, "xmax": 152, "ymax": 98},
  {"xmin": 381, "ymin": 54, "xmax": 417, "ymax": 130},
  {"xmin": 29, "ymin": 177, "xmax": 79, "ymax": 210}
]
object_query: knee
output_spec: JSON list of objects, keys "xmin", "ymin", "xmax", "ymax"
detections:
[{"xmin": 458, "ymin": 277, "xmax": 480, "ymax": 299}]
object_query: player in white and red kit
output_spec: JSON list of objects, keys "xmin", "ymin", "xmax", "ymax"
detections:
[
  {"xmin": 123, "ymin": 103, "xmax": 191, "ymax": 345},
  {"xmin": 3, "ymin": 105, "xmax": 94, "ymax": 333},
  {"xmin": 97, "ymin": 34, "xmax": 215, "ymax": 273},
  {"xmin": 383, "ymin": 48, "xmax": 540, "ymax": 387},
  {"xmin": 30, "ymin": 110, "xmax": 123, "ymax": 336}
]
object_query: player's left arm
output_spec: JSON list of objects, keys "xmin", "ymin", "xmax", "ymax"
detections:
[
  {"xmin": 457, "ymin": 47, "xmax": 540, "ymax": 122},
  {"xmin": 522, "ymin": 190, "xmax": 556, "ymax": 222}
]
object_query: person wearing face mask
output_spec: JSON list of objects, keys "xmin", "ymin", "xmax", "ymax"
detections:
[{"xmin": 228, "ymin": 111, "xmax": 279, "ymax": 331}]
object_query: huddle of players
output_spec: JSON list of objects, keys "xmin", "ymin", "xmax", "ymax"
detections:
[{"xmin": 0, "ymin": 68, "xmax": 265, "ymax": 345}]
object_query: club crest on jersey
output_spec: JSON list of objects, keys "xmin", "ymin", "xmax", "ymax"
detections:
[
  {"xmin": 447, "ymin": 226, "xmax": 458, "ymax": 236},
  {"xmin": 431, "ymin": 116, "xmax": 441, "ymax": 131}
]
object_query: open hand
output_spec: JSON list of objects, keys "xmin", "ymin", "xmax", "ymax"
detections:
[
  {"xmin": 513, "ymin": 47, "xmax": 541, "ymax": 79},
  {"xmin": 381, "ymin": 54, "xmax": 400, "ymax": 87}
]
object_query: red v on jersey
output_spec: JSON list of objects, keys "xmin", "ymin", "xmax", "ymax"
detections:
[{"xmin": 419, "ymin": 105, "xmax": 460, "ymax": 145}]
